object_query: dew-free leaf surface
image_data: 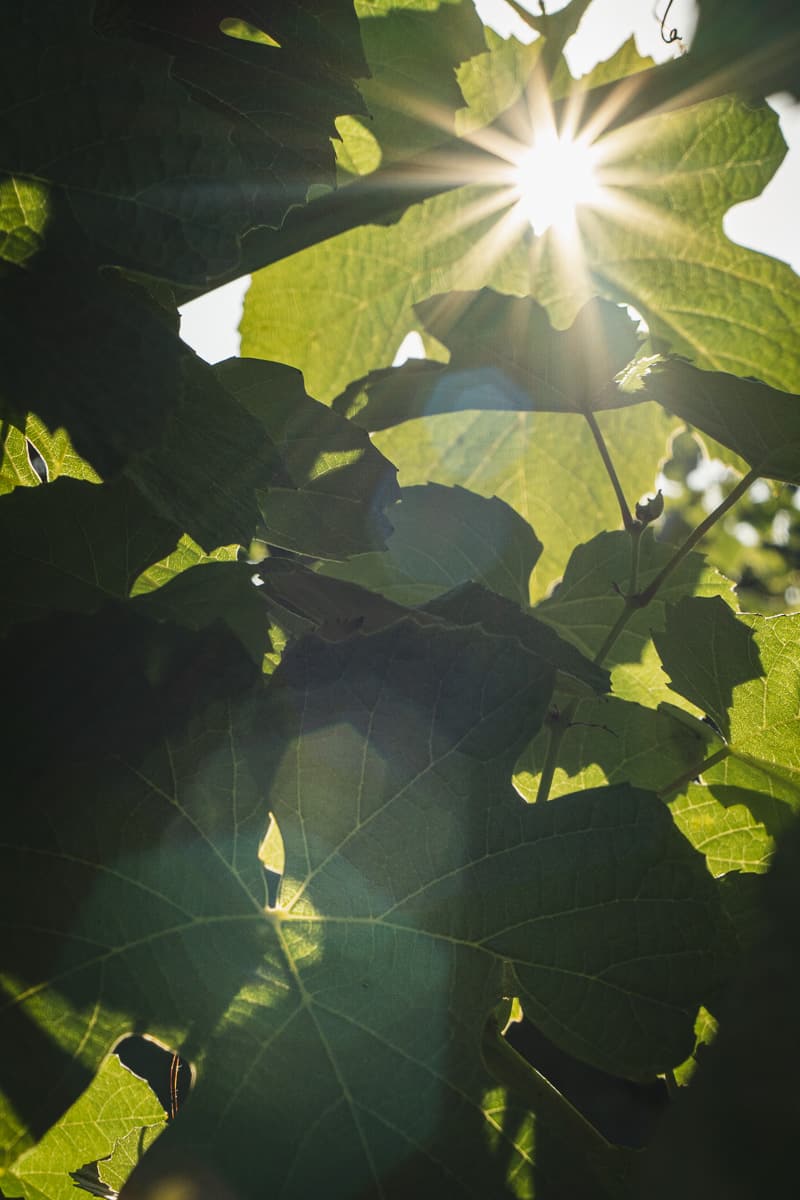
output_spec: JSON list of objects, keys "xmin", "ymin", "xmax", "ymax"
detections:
[
  {"xmin": 318, "ymin": 482, "xmax": 542, "ymax": 606},
  {"xmin": 655, "ymin": 598, "xmax": 800, "ymax": 805},
  {"xmin": 3, "ymin": 1056, "xmax": 165, "ymax": 1200},
  {"xmin": 333, "ymin": 293, "xmax": 643, "ymax": 428},
  {"xmin": 644, "ymin": 357, "xmax": 800, "ymax": 483},
  {"xmin": 215, "ymin": 358, "xmax": 399, "ymax": 560},
  {"xmin": 372, "ymin": 405, "xmax": 678, "ymax": 600},
  {"xmin": 1, "ymin": 601, "xmax": 728, "ymax": 1199}
]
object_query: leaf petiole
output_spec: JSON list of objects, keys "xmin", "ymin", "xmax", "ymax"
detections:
[{"xmin": 582, "ymin": 408, "xmax": 636, "ymax": 531}]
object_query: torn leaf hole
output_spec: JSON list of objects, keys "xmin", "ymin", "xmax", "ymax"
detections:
[
  {"xmin": 259, "ymin": 812, "xmax": 284, "ymax": 908},
  {"xmin": 219, "ymin": 18, "xmax": 280, "ymax": 47},
  {"xmin": 114, "ymin": 1034, "xmax": 192, "ymax": 1120}
]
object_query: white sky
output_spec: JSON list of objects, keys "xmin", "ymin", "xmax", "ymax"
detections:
[{"xmin": 179, "ymin": 0, "xmax": 799, "ymax": 362}]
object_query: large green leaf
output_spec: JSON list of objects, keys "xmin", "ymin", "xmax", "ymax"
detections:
[
  {"xmin": 0, "ymin": 477, "xmax": 180, "ymax": 634},
  {"xmin": 214, "ymin": 358, "xmax": 400, "ymax": 559},
  {"xmin": 2, "ymin": 1, "xmax": 366, "ymax": 284},
  {"xmin": 372, "ymin": 403, "xmax": 679, "ymax": 601},
  {"xmin": 643, "ymin": 357, "xmax": 800, "ymax": 484},
  {"xmin": 336, "ymin": 0, "xmax": 486, "ymax": 173},
  {"xmin": 131, "ymin": 561, "xmax": 271, "ymax": 668},
  {"xmin": 654, "ymin": 598, "xmax": 800, "ymax": 803},
  {"xmin": 1, "ymin": 601, "xmax": 728, "ymax": 1198},
  {"xmin": 256, "ymin": 561, "xmax": 609, "ymax": 694},
  {"xmin": 318, "ymin": 482, "xmax": 543, "ymax": 606},
  {"xmin": 242, "ymin": 91, "xmax": 798, "ymax": 398},
  {"xmin": 130, "ymin": 537, "xmax": 239, "ymax": 597},
  {"xmin": 534, "ymin": 530, "xmax": 734, "ymax": 706},
  {"xmin": 3, "ymin": 1056, "xmax": 165, "ymax": 1200},
  {"xmin": 333, "ymin": 293, "xmax": 643, "ymax": 428},
  {"xmin": 122, "ymin": 357, "xmax": 291, "ymax": 552}
]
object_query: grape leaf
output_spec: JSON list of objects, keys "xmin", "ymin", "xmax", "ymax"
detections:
[
  {"xmin": 131, "ymin": 562, "xmax": 270, "ymax": 667},
  {"xmin": 96, "ymin": 1124, "xmax": 163, "ymax": 1195},
  {"xmin": 0, "ymin": 176, "xmax": 49, "ymax": 266},
  {"xmin": 333, "ymin": 292, "xmax": 643, "ymax": 427},
  {"xmin": 318, "ymin": 482, "xmax": 543, "ymax": 607},
  {"xmin": 0, "ymin": 413, "xmax": 103, "ymax": 495},
  {"xmin": 122, "ymin": 357, "xmax": 291, "ymax": 552},
  {"xmin": 2, "ymin": 1, "xmax": 367, "ymax": 284},
  {"xmin": 535, "ymin": 531, "xmax": 735, "ymax": 706},
  {"xmin": 372, "ymin": 403, "xmax": 678, "ymax": 601},
  {"xmin": 130, "ymin": 538, "xmax": 239, "ymax": 597},
  {"xmin": 242, "ymin": 93, "xmax": 797, "ymax": 399},
  {"xmin": 214, "ymin": 358, "xmax": 400, "ymax": 560},
  {"xmin": 336, "ymin": 0, "xmax": 486, "ymax": 172},
  {"xmin": 640, "ymin": 817, "xmax": 800, "ymax": 1200},
  {"xmin": 654, "ymin": 598, "xmax": 800, "ymax": 804},
  {"xmin": 2, "ymin": 1057, "xmax": 165, "ymax": 1200},
  {"xmin": 256, "ymin": 561, "xmax": 609, "ymax": 694},
  {"xmin": 0, "ymin": 477, "xmax": 180, "ymax": 634},
  {"xmin": 1, "ymin": 602, "xmax": 728, "ymax": 1198},
  {"xmin": 515, "ymin": 696, "xmax": 717, "ymax": 802},
  {"xmin": 643, "ymin": 357, "xmax": 800, "ymax": 484}
]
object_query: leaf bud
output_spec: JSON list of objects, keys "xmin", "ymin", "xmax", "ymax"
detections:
[{"xmin": 635, "ymin": 489, "xmax": 664, "ymax": 525}]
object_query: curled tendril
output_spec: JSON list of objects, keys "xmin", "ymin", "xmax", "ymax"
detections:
[{"xmin": 656, "ymin": 0, "xmax": 681, "ymax": 43}]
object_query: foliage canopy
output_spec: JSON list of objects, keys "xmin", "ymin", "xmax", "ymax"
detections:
[{"xmin": 2, "ymin": 2, "xmax": 799, "ymax": 1198}]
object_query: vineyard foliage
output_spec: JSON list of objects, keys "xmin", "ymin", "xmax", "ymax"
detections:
[{"xmin": 2, "ymin": 1, "xmax": 800, "ymax": 1198}]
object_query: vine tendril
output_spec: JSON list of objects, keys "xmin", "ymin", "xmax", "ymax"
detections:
[{"xmin": 656, "ymin": 0, "xmax": 681, "ymax": 44}]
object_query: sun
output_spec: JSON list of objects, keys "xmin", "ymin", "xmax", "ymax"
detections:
[{"xmin": 514, "ymin": 132, "xmax": 602, "ymax": 236}]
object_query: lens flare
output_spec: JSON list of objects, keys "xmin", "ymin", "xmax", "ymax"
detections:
[{"xmin": 514, "ymin": 133, "xmax": 602, "ymax": 235}]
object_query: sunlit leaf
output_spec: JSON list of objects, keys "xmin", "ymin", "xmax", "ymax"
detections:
[
  {"xmin": 654, "ymin": 598, "xmax": 800, "ymax": 805},
  {"xmin": 535, "ymin": 531, "xmax": 735, "ymax": 706},
  {"xmin": 372, "ymin": 404, "xmax": 679, "ymax": 601},
  {"xmin": 3, "ymin": 1057, "xmax": 165, "ymax": 1200}
]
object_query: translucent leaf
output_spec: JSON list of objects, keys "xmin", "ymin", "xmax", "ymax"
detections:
[
  {"xmin": 1, "ymin": 605, "xmax": 728, "ymax": 1198},
  {"xmin": 371, "ymin": 404, "xmax": 679, "ymax": 601},
  {"xmin": 3, "ymin": 1056, "xmax": 164, "ymax": 1200}
]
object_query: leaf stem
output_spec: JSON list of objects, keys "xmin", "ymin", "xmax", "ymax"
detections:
[
  {"xmin": 582, "ymin": 409, "xmax": 636, "ymax": 531},
  {"xmin": 635, "ymin": 468, "xmax": 759, "ymax": 607},
  {"xmin": 535, "ymin": 708, "xmax": 574, "ymax": 803},
  {"xmin": 657, "ymin": 746, "xmax": 731, "ymax": 800}
]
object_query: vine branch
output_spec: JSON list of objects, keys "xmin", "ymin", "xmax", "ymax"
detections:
[{"xmin": 635, "ymin": 468, "xmax": 759, "ymax": 607}]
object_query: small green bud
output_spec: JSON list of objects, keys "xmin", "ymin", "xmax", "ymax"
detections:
[{"xmin": 635, "ymin": 489, "xmax": 664, "ymax": 525}]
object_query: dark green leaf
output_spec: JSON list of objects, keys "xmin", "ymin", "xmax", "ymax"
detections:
[
  {"xmin": 132, "ymin": 561, "xmax": 270, "ymax": 667},
  {"xmin": 336, "ymin": 0, "xmax": 486, "ymax": 172},
  {"xmin": 0, "ymin": 477, "xmax": 180, "ymax": 634},
  {"xmin": 372, "ymin": 404, "xmax": 679, "ymax": 600},
  {"xmin": 333, "ymin": 293, "xmax": 642, "ymax": 428},
  {"xmin": 214, "ymin": 358, "xmax": 399, "ymax": 559},
  {"xmin": 318, "ymin": 482, "xmax": 542, "ymax": 606},
  {"xmin": 644, "ymin": 357, "xmax": 800, "ymax": 483}
]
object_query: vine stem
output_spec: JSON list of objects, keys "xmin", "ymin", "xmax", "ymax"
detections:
[
  {"xmin": 536, "ymin": 468, "xmax": 755, "ymax": 803},
  {"xmin": 635, "ymin": 468, "xmax": 760, "ymax": 606},
  {"xmin": 657, "ymin": 746, "xmax": 731, "ymax": 800},
  {"xmin": 582, "ymin": 409, "xmax": 636, "ymax": 531}
]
